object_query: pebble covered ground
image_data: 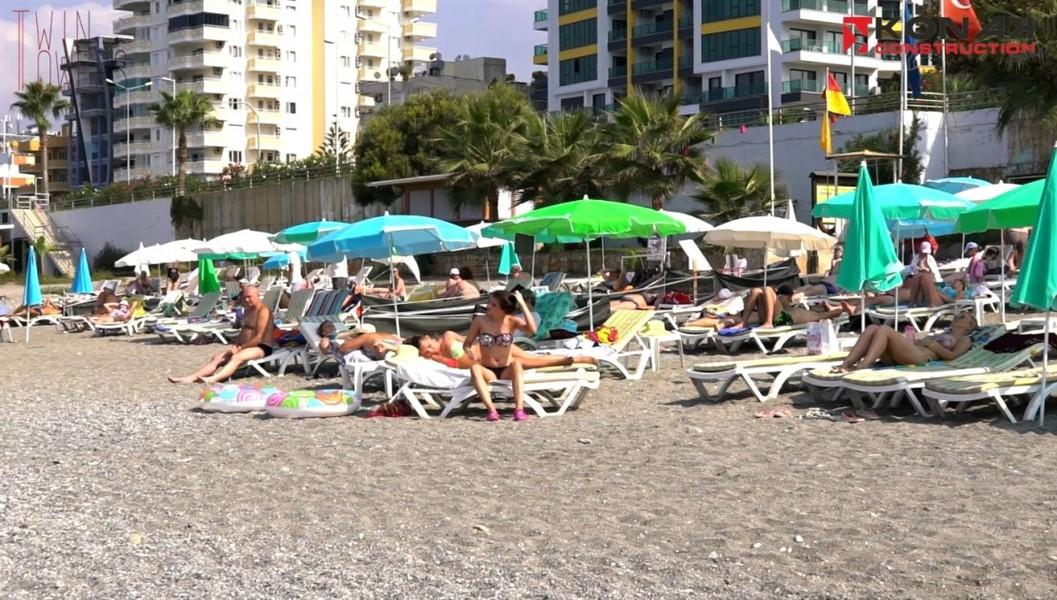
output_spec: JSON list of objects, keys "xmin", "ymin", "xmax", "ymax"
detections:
[{"xmin": 3, "ymin": 328, "xmax": 1057, "ymax": 598}]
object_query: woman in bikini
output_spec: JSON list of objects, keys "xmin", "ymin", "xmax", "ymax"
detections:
[
  {"xmin": 316, "ymin": 321, "xmax": 402, "ymax": 361},
  {"xmin": 833, "ymin": 313, "xmax": 976, "ymax": 372},
  {"xmin": 463, "ymin": 290, "xmax": 536, "ymax": 422}
]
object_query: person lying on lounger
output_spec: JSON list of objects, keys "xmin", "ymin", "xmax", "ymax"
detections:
[
  {"xmin": 94, "ymin": 282, "xmax": 120, "ymax": 315},
  {"xmin": 89, "ymin": 298, "xmax": 135, "ymax": 324},
  {"xmin": 832, "ymin": 313, "xmax": 977, "ymax": 373},
  {"xmin": 724, "ymin": 285, "xmax": 852, "ymax": 330},
  {"xmin": 316, "ymin": 321, "xmax": 402, "ymax": 361},
  {"xmin": 167, "ymin": 286, "xmax": 275, "ymax": 385},
  {"xmin": 408, "ymin": 330, "xmax": 598, "ymax": 370}
]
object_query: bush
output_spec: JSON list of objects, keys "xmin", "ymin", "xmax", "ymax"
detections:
[{"xmin": 94, "ymin": 243, "xmax": 134, "ymax": 274}]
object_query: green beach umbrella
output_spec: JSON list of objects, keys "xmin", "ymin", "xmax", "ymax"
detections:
[
  {"xmin": 498, "ymin": 241, "xmax": 521, "ymax": 276},
  {"xmin": 837, "ymin": 163, "xmax": 904, "ymax": 329},
  {"xmin": 198, "ymin": 257, "xmax": 221, "ymax": 294},
  {"xmin": 955, "ymin": 179, "xmax": 1045, "ymax": 233},
  {"xmin": 273, "ymin": 220, "xmax": 350, "ymax": 244},
  {"xmin": 1012, "ymin": 146, "xmax": 1057, "ymax": 423}
]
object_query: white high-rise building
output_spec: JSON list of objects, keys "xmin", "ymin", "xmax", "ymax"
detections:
[
  {"xmin": 534, "ymin": 0, "xmax": 902, "ymax": 115},
  {"xmin": 111, "ymin": 0, "xmax": 437, "ymax": 181}
]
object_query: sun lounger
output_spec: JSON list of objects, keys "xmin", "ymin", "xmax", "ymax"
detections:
[
  {"xmin": 93, "ymin": 300, "xmax": 148, "ymax": 336},
  {"xmin": 527, "ymin": 309, "xmax": 656, "ymax": 380},
  {"xmin": 538, "ymin": 271, "xmax": 566, "ymax": 292},
  {"xmin": 922, "ymin": 367, "xmax": 1057, "ymax": 423},
  {"xmin": 867, "ymin": 304, "xmax": 955, "ymax": 333},
  {"xmin": 153, "ymin": 292, "xmax": 224, "ymax": 343},
  {"xmin": 245, "ymin": 289, "xmax": 348, "ymax": 376},
  {"xmin": 687, "ymin": 352, "xmax": 848, "ymax": 403},
  {"xmin": 712, "ymin": 315, "xmax": 849, "ymax": 355},
  {"xmin": 275, "ymin": 288, "xmax": 315, "ymax": 329}
]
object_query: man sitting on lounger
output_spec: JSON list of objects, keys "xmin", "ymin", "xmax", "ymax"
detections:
[
  {"xmin": 168, "ymin": 286, "xmax": 275, "ymax": 384},
  {"xmin": 724, "ymin": 285, "xmax": 851, "ymax": 330}
]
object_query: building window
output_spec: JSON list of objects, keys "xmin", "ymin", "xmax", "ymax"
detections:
[
  {"xmin": 558, "ymin": 18, "xmax": 597, "ymax": 51},
  {"xmin": 558, "ymin": 0, "xmax": 594, "ymax": 16},
  {"xmin": 287, "ymin": 102, "xmax": 296, "ymax": 114},
  {"xmin": 340, "ymin": 55, "xmax": 351, "ymax": 67},
  {"xmin": 230, "ymin": 45, "xmax": 242, "ymax": 57},
  {"xmin": 341, "ymin": 5, "xmax": 350, "ymax": 17},
  {"xmin": 288, "ymin": 24, "xmax": 296, "ymax": 36},
  {"xmin": 340, "ymin": 106, "xmax": 351, "ymax": 117},
  {"xmin": 287, "ymin": 50, "xmax": 297, "ymax": 61},
  {"xmin": 734, "ymin": 70, "xmax": 765, "ymax": 96},
  {"xmin": 701, "ymin": 28, "xmax": 761, "ymax": 63},
  {"xmin": 558, "ymin": 54, "xmax": 597, "ymax": 86},
  {"xmin": 229, "ymin": 150, "xmax": 243, "ymax": 164},
  {"xmin": 286, "ymin": 76, "xmax": 297, "ymax": 87},
  {"xmin": 702, "ymin": 0, "xmax": 761, "ymax": 24},
  {"xmin": 788, "ymin": 68, "xmax": 818, "ymax": 93},
  {"xmin": 560, "ymin": 96, "xmax": 585, "ymax": 111}
]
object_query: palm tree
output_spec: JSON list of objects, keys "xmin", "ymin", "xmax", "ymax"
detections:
[
  {"xmin": 0, "ymin": 244, "xmax": 13, "ymax": 266},
  {"xmin": 32, "ymin": 235, "xmax": 57, "ymax": 277},
  {"xmin": 11, "ymin": 81, "xmax": 69, "ymax": 198},
  {"xmin": 437, "ymin": 83, "xmax": 533, "ymax": 220},
  {"xmin": 516, "ymin": 111, "xmax": 606, "ymax": 207},
  {"xmin": 148, "ymin": 90, "xmax": 220, "ymax": 195},
  {"xmin": 605, "ymin": 93, "xmax": 714, "ymax": 209},
  {"xmin": 693, "ymin": 157, "xmax": 784, "ymax": 223}
]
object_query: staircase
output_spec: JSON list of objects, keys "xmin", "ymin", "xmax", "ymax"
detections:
[{"xmin": 9, "ymin": 194, "xmax": 79, "ymax": 278}]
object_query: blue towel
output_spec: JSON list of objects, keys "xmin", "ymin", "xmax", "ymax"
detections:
[{"xmin": 718, "ymin": 326, "xmax": 751, "ymax": 337}]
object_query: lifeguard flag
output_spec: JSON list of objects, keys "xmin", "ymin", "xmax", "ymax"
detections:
[
  {"xmin": 944, "ymin": 0, "xmax": 982, "ymax": 41},
  {"xmin": 820, "ymin": 109, "xmax": 832, "ymax": 155},
  {"xmin": 823, "ymin": 73, "xmax": 851, "ymax": 116}
]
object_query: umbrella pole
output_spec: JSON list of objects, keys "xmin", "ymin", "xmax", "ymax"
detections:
[
  {"xmin": 586, "ymin": 238, "xmax": 594, "ymax": 329},
  {"xmin": 531, "ymin": 244, "xmax": 536, "ymax": 280},
  {"xmin": 25, "ymin": 306, "xmax": 30, "ymax": 343},
  {"xmin": 894, "ymin": 232, "xmax": 900, "ymax": 332},
  {"xmin": 1000, "ymin": 229, "xmax": 1007, "ymax": 323},
  {"xmin": 1027, "ymin": 310, "xmax": 1050, "ymax": 424},
  {"xmin": 601, "ymin": 237, "xmax": 606, "ymax": 271},
  {"xmin": 861, "ymin": 291, "xmax": 866, "ymax": 333}
]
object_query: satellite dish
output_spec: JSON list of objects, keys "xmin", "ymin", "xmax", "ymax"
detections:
[{"xmin": 373, "ymin": 71, "xmax": 381, "ymax": 79}]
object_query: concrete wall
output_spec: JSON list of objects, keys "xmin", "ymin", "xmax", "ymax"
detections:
[{"xmin": 51, "ymin": 197, "xmax": 174, "ymax": 260}]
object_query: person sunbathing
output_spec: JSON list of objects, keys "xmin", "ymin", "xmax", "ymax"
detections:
[
  {"xmin": 316, "ymin": 321, "xmax": 402, "ymax": 361},
  {"xmin": 910, "ymin": 275, "xmax": 975, "ymax": 307},
  {"xmin": 89, "ymin": 299, "xmax": 135, "ymax": 324},
  {"xmin": 725, "ymin": 285, "xmax": 850, "ymax": 329},
  {"xmin": 833, "ymin": 313, "xmax": 976, "ymax": 372},
  {"xmin": 409, "ymin": 330, "xmax": 598, "ymax": 371},
  {"xmin": 10, "ymin": 298, "xmax": 62, "ymax": 318},
  {"xmin": 94, "ymin": 283, "xmax": 120, "ymax": 315},
  {"xmin": 168, "ymin": 286, "xmax": 275, "ymax": 385}
]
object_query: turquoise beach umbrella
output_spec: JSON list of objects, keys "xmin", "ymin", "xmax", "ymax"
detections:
[
  {"xmin": 71, "ymin": 248, "xmax": 93, "ymax": 295},
  {"xmin": 813, "ymin": 182, "xmax": 972, "ymax": 222},
  {"xmin": 836, "ymin": 163, "xmax": 904, "ymax": 323},
  {"xmin": 1012, "ymin": 145, "xmax": 1057, "ymax": 422},
  {"xmin": 22, "ymin": 246, "xmax": 42, "ymax": 342},
  {"xmin": 273, "ymin": 220, "xmax": 351, "ymax": 244},
  {"xmin": 498, "ymin": 241, "xmax": 521, "ymax": 276},
  {"xmin": 924, "ymin": 176, "xmax": 991, "ymax": 195}
]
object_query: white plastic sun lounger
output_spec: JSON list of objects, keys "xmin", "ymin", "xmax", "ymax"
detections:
[{"xmin": 687, "ymin": 352, "xmax": 847, "ymax": 403}]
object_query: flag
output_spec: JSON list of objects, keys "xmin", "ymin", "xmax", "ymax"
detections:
[
  {"xmin": 820, "ymin": 109, "xmax": 832, "ymax": 155},
  {"xmin": 766, "ymin": 23, "xmax": 781, "ymax": 54},
  {"xmin": 823, "ymin": 73, "xmax": 851, "ymax": 116},
  {"xmin": 944, "ymin": 0, "xmax": 982, "ymax": 41},
  {"xmin": 905, "ymin": 1, "xmax": 923, "ymax": 98}
]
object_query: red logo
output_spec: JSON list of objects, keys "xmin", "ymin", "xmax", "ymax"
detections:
[{"xmin": 842, "ymin": 16, "xmax": 872, "ymax": 54}]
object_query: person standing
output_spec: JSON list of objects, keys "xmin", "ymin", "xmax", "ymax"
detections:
[{"xmin": 328, "ymin": 257, "xmax": 349, "ymax": 291}]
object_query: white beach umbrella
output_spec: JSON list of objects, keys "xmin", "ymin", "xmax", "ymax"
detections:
[
  {"xmin": 466, "ymin": 222, "xmax": 508, "ymax": 248},
  {"xmin": 956, "ymin": 182, "xmax": 1021, "ymax": 203},
  {"xmin": 659, "ymin": 210, "xmax": 713, "ymax": 240},
  {"xmin": 196, "ymin": 229, "xmax": 293, "ymax": 257},
  {"xmin": 704, "ymin": 215, "xmax": 837, "ymax": 251}
]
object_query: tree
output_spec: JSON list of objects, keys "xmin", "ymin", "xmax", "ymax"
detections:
[
  {"xmin": 148, "ymin": 90, "xmax": 220, "ymax": 196},
  {"xmin": 836, "ymin": 116, "xmax": 924, "ymax": 184},
  {"xmin": 0, "ymin": 244, "xmax": 13, "ymax": 266},
  {"xmin": 516, "ymin": 111, "xmax": 606, "ymax": 207},
  {"xmin": 693, "ymin": 157, "xmax": 785, "ymax": 223},
  {"xmin": 316, "ymin": 121, "xmax": 352, "ymax": 165},
  {"xmin": 352, "ymin": 90, "xmax": 461, "ymax": 205},
  {"xmin": 11, "ymin": 81, "xmax": 69, "ymax": 198},
  {"xmin": 604, "ymin": 92, "xmax": 714, "ymax": 209},
  {"xmin": 437, "ymin": 83, "xmax": 534, "ymax": 220},
  {"xmin": 32, "ymin": 235, "xmax": 57, "ymax": 277}
]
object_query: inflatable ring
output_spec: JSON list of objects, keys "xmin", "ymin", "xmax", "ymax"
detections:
[
  {"xmin": 264, "ymin": 389, "xmax": 358, "ymax": 419},
  {"xmin": 199, "ymin": 383, "xmax": 280, "ymax": 413}
]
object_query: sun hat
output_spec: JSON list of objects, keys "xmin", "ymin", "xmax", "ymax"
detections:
[
  {"xmin": 449, "ymin": 268, "xmax": 460, "ymax": 276},
  {"xmin": 717, "ymin": 288, "xmax": 733, "ymax": 300},
  {"xmin": 964, "ymin": 241, "xmax": 979, "ymax": 252},
  {"xmin": 919, "ymin": 241, "xmax": 932, "ymax": 254}
]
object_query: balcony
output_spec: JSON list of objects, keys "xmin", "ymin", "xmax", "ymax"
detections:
[
  {"xmin": 248, "ymin": 2, "xmax": 282, "ymax": 21},
  {"xmin": 184, "ymin": 160, "xmax": 226, "ymax": 175},
  {"xmin": 113, "ymin": 166, "xmax": 156, "ymax": 180},
  {"xmin": 247, "ymin": 134, "xmax": 282, "ymax": 151},
  {"xmin": 782, "ymin": 79, "xmax": 823, "ymax": 94},
  {"xmin": 358, "ymin": 41, "xmax": 388, "ymax": 59},
  {"xmin": 113, "ymin": 0, "xmax": 149, "ymax": 10},
  {"xmin": 113, "ymin": 116, "xmax": 156, "ymax": 133},
  {"xmin": 402, "ymin": 46, "xmax": 437, "ymax": 63},
  {"xmin": 112, "ymin": 89, "xmax": 155, "ymax": 107},
  {"xmin": 358, "ymin": 0, "xmax": 387, "ymax": 7},
  {"xmin": 247, "ymin": 83, "xmax": 282, "ymax": 99},
  {"xmin": 169, "ymin": 26, "xmax": 230, "ymax": 45},
  {"xmin": 632, "ymin": 20, "xmax": 673, "ymax": 39},
  {"xmin": 533, "ymin": 44, "xmax": 548, "ymax": 65},
  {"xmin": 534, "ymin": 9, "xmax": 548, "ymax": 31},
  {"xmin": 247, "ymin": 56, "xmax": 282, "ymax": 72},
  {"xmin": 781, "ymin": 39, "xmax": 843, "ymax": 54},
  {"xmin": 247, "ymin": 109, "xmax": 282, "ymax": 125},
  {"xmin": 357, "ymin": 95, "xmax": 376, "ymax": 109},
  {"xmin": 169, "ymin": 0, "xmax": 231, "ymax": 18},
  {"xmin": 170, "ymin": 52, "xmax": 228, "ymax": 71},
  {"xmin": 114, "ymin": 14, "xmax": 150, "ymax": 33},
  {"xmin": 631, "ymin": 55, "xmax": 691, "ymax": 76},
  {"xmin": 119, "ymin": 64, "xmax": 153, "ymax": 80},
  {"xmin": 113, "ymin": 141, "xmax": 155, "ymax": 158},
  {"xmin": 702, "ymin": 82, "xmax": 766, "ymax": 104},
  {"xmin": 120, "ymin": 39, "xmax": 151, "ymax": 55},
  {"xmin": 186, "ymin": 131, "xmax": 228, "ymax": 147},
  {"xmin": 402, "ymin": 20, "xmax": 437, "ymax": 40},
  {"xmin": 782, "ymin": 0, "xmax": 872, "ymax": 16},
  {"xmin": 177, "ymin": 77, "xmax": 228, "ymax": 95},
  {"xmin": 248, "ymin": 29, "xmax": 281, "ymax": 47},
  {"xmin": 609, "ymin": 29, "xmax": 627, "ymax": 42},
  {"xmin": 402, "ymin": 0, "xmax": 437, "ymax": 17}
]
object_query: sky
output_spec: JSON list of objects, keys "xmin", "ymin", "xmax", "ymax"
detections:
[{"xmin": 0, "ymin": 0, "xmax": 544, "ymax": 126}]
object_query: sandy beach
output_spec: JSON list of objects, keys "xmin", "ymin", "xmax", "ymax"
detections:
[{"xmin": 3, "ymin": 325, "xmax": 1057, "ymax": 599}]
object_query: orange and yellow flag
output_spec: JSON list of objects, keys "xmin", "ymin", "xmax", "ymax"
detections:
[{"xmin": 824, "ymin": 73, "xmax": 851, "ymax": 116}]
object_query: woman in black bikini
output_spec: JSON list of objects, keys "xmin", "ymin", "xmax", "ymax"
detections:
[{"xmin": 464, "ymin": 290, "xmax": 537, "ymax": 422}]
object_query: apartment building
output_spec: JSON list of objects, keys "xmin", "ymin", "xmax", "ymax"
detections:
[
  {"xmin": 17, "ymin": 126, "xmax": 72, "ymax": 200},
  {"xmin": 535, "ymin": 0, "xmax": 902, "ymax": 114},
  {"xmin": 110, "ymin": 0, "xmax": 437, "ymax": 182},
  {"xmin": 61, "ymin": 37, "xmax": 124, "ymax": 188}
]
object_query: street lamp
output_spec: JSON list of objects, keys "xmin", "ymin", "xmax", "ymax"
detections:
[
  {"xmin": 105, "ymin": 78, "xmax": 152, "ymax": 183},
  {"xmin": 158, "ymin": 76, "xmax": 176, "ymax": 177}
]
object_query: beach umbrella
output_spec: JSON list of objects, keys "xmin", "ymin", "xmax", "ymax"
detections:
[
  {"xmin": 836, "ymin": 163, "xmax": 904, "ymax": 330},
  {"xmin": 956, "ymin": 182, "xmax": 1021, "ymax": 203},
  {"xmin": 1013, "ymin": 145, "xmax": 1057, "ymax": 424},
  {"xmin": 924, "ymin": 176, "xmax": 991, "ymax": 194},
  {"xmin": 22, "ymin": 245, "xmax": 41, "ymax": 342},
  {"xmin": 308, "ymin": 213, "xmax": 477, "ymax": 335},
  {"xmin": 272, "ymin": 220, "xmax": 351, "ymax": 244},
  {"xmin": 196, "ymin": 229, "xmax": 294, "ymax": 259},
  {"xmin": 498, "ymin": 242, "xmax": 521, "ymax": 276},
  {"xmin": 484, "ymin": 197, "xmax": 687, "ymax": 327},
  {"xmin": 955, "ymin": 180, "xmax": 1045, "ymax": 233},
  {"xmin": 198, "ymin": 257, "xmax": 221, "ymax": 294},
  {"xmin": 260, "ymin": 246, "xmax": 307, "ymax": 271},
  {"xmin": 115, "ymin": 239, "xmax": 202, "ymax": 268},
  {"xmin": 704, "ymin": 215, "xmax": 837, "ymax": 251},
  {"xmin": 813, "ymin": 182, "xmax": 972, "ymax": 222},
  {"xmin": 71, "ymin": 248, "xmax": 93, "ymax": 295},
  {"xmin": 659, "ymin": 209, "xmax": 713, "ymax": 238},
  {"xmin": 466, "ymin": 222, "xmax": 509, "ymax": 248}
]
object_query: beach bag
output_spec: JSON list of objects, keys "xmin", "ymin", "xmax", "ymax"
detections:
[
  {"xmin": 660, "ymin": 291, "xmax": 693, "ymax": 305},
  {"xmin": 806, "ymin": 319, "xmax": 837, "ymax": 355}
]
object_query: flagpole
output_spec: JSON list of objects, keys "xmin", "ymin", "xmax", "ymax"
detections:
[
  {"xmin": 940, "ymin": 0, "xmax": 950, "ymax": 177},
  {"xmin": 848, "ymin": 0, "xmax": 856, "ymax": 98},
  {"xmin": 897, "ymin": 0, "xmax": 907, "ymax": 180},
  {"xmin": 766, "ymin": 23, "xmax": 777, "ymax": 215}
]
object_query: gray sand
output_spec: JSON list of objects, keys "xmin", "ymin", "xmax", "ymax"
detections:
[{"xmin": 2, "ymin": 328, "xmax": 1057, "ymax": 598}]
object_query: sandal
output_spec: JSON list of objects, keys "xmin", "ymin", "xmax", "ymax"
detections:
[{"xmin": 841, "ymin": 409, "xmax": 865, "ymax": 424}]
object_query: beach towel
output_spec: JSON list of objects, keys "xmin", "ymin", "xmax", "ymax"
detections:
[{"xmin": 533, "ymin": 291, "xmax": 576, "ymax": 341}]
